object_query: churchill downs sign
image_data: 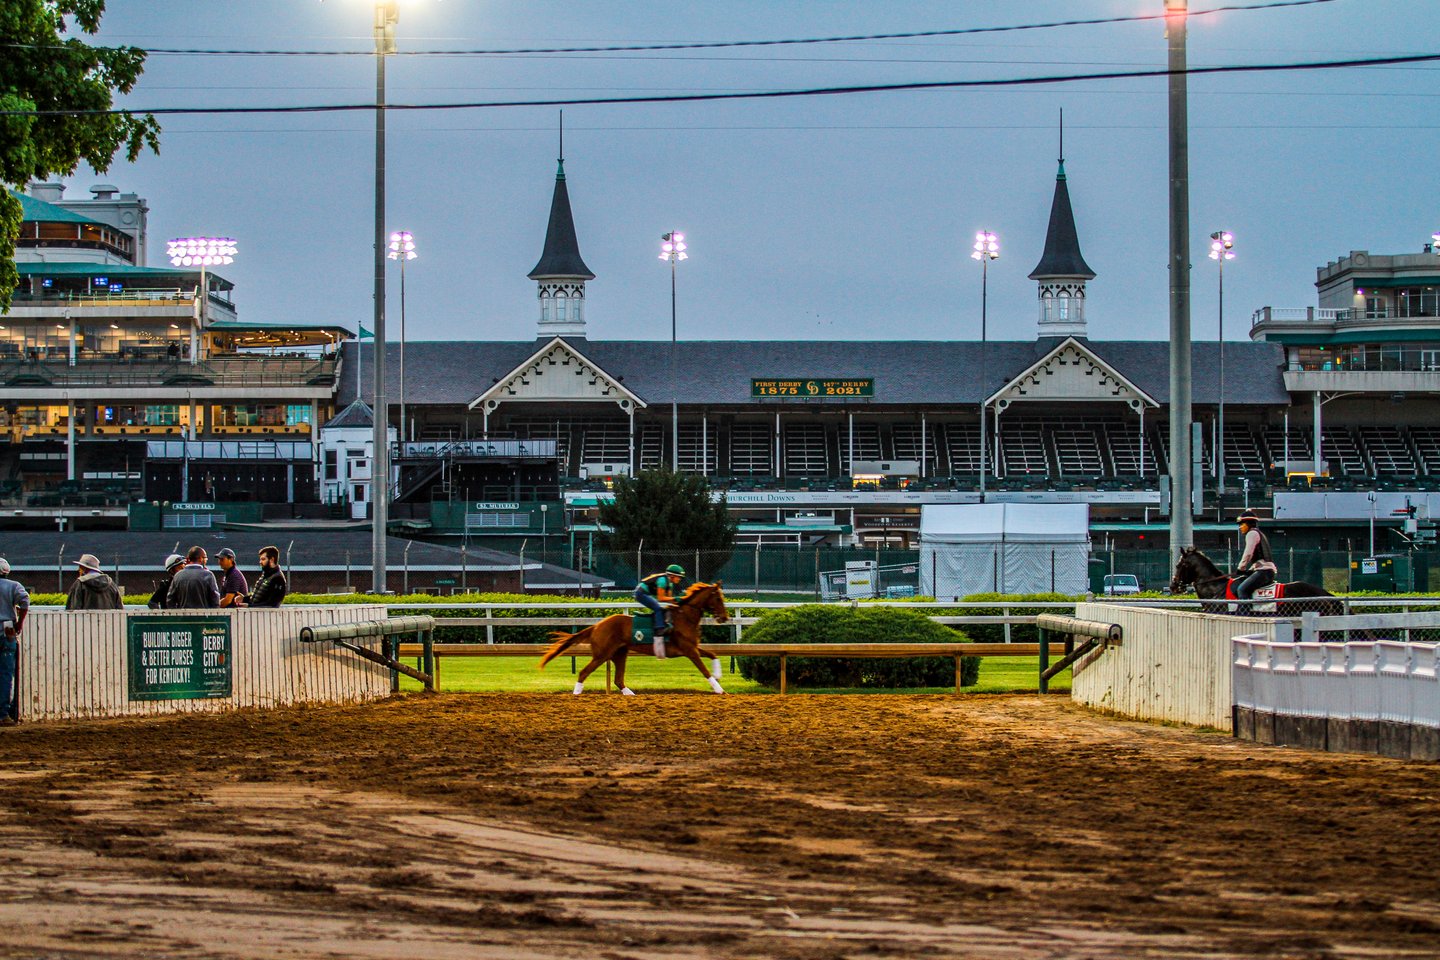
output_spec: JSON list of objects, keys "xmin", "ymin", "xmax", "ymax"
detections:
[{"xmin": 751, "ymin": 378, "xmax": 874, "ymax": 398}]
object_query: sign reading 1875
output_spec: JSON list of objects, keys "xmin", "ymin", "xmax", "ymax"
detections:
[{"xmin": 751, "ymin": 378, "xmax": 874, "ymax": 398}]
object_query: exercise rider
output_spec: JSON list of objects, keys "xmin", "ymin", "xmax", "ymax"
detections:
[
  {"xmin": 1234, "ymin": 513, "xmax": 1277, "ymax": 604},
  {"xmin": 635, "ymin": 564, "xmax": 687, "ymax": 660}
]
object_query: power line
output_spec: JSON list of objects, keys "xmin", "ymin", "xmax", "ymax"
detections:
[
  {"xmin": 4, "ymin": 52, "xmax": 1436, "ymax": 119},
  {"xmin": 1, "ymin": 0, "xmax": 1337, "ymax": 58}
]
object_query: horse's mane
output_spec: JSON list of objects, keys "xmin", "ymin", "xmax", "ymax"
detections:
[
  {"xmin": 1183, "ymin": 548, "xmax": 1223, "ymax": 577},
  {"xmin": 679, "ymin": 581, "xmax": 716, "ymax": 602}
]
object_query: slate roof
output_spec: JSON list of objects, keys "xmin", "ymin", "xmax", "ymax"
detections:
[
  {"xmin": 0, "ymin": 531, "xmax": 604, "ymax": 585},
  {"xmin": 339, "ymin": 337, "xmax": 1291, "ymax": 409},
  {"xmin": 1029, "ymin": 163, "xmax": 1095, "ymax": 280},
  {"xmin": 528, "ymin": 161, "xmax": 594, "ymax": 280},
  {"xmin": 324, "ymin": 399, "xmax": 374, "ymax": 429}
]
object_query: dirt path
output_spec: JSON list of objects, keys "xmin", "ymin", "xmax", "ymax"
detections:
[{"xmin": 1, "ymin": 694, "xmax": 1438, "ymax": 959}]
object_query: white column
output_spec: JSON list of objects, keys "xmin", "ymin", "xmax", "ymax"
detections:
[
  {"xmin": 920, "ymin": 413, "xmax": 927, "ymax": 478},
  {"xmin": 847, "ymin": 411, "xmax": 854, "ymax": 476},
  {"xmin": 774, "ymin": 412, "xmax": 781, "ymax": 477},
  {"xmin": 1313, "ymin": 391, "xmax": 1323, "ymax": 476},
  {"xmin": 66, "ymin": 397, "xmax": 75, "ymax": 480},
  {"xmin": 628, "ymin": 406, "xmax": 635, "ymax": 474},
  {"xmin": 68, "ymin": 316, "xmax": 77, "ymax": 367},
  {"xmin": 1139, "ymin": 407, "xmax": 1146, "ymax": 476},
  {"xmin": 701, "ymin": 413, "xmax": 708, "ymax": 476}
]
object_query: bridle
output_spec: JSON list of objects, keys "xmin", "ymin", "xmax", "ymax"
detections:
[{"xmin": 678, "ymin": 582, "xmax": 729, "ymax": 623}]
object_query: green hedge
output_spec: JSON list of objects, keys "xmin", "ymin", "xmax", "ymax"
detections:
[{"xmin": 736, "ymin": 604, "xmax": 977, "ymax": 689}]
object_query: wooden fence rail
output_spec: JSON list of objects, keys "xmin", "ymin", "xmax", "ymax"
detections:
[{"xmin": 395, "ymin": 641, "xmax": 1047, "ymax": 694}]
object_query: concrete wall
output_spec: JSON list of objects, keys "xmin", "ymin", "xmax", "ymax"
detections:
[
  {"xmin": 1072, "ymin": 603, "xmax": 1292, "ymax": 731},
  {"xmin": 15, "ymin": 605, "xmax": 391, "ymax": 722}
]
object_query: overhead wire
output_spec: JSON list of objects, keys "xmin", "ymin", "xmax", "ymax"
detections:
[
  {"xmin": 1, "ymin": 0, "xmax": 1338, "ymax": 58},
  {"xmin": 3, "ymin": 52, "xmax": 1437, "ymax": 118}
]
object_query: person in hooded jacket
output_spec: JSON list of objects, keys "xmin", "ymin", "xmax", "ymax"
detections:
[
  {"xmin": 65, "ymin": 554, "xmax": 124, "ymax": 610},
  {"xmin": 147, "ymin": 554, "xmax": 186, "ymax": 610}
]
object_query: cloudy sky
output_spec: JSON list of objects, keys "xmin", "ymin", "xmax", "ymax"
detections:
[{"xmin": 62, "ymin": 1, "xmax": 1439, "ymax": 344}]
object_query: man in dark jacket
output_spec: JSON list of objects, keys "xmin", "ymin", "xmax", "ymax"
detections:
[
  {"xmin": 244, "ymin": 545, "xmax": 288, "ymax": 608},
  {"xmin": 66, "ymin": 554, "xmax": 123, "ymax": 610},
  {"xmin": 147, "ymin": 554, "xmax": 186, "ymax": 610},
  {"xmin": 166, "ymin": 546, "xmax": 221, "ymax": 609}
]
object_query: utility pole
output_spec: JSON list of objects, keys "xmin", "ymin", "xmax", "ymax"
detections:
[{"xmin": 1166, "ymin": 0, "xmax": 1194, "ymax": 558}]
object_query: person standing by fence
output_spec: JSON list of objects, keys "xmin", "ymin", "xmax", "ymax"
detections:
[
  {"xmin": 148, "ymin": 554, "xmax": 185, "ymax": 610},
  {"xmin": 243, "ymin": 545, "xmax": 288, "ymax": 608},
  {"xmin": 65, "ymin": 554, "xmax": 123, "ymax": 610},
  {"xmin": 0, "ymin": 559, "xmax": 29, "ymax": 725},
  {"xmin": 215, "ymin": 548, "xmax": 248, "ymax": 608},
  {"xmin": 167, "ymin": 546, "xmax": 220, "ymax": 609}
]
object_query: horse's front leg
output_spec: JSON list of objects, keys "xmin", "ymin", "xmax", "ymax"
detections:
[
  {"xmin": 614, "ymin": 647, "xmax": 636, "ymax": 695},
  {"xmin": 682, "ymin": 645, "xmax": 724, "ymax": 694}
]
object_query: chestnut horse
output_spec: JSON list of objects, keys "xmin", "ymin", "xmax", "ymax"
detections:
[{"xmin": 540, "ymin": 581, "xmax": 730, "ymax": 695}]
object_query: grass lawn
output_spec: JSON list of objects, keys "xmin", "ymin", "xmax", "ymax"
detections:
[{"xmin": 401, "ymin": 652, "xmax": 1070, "ymax": 695}]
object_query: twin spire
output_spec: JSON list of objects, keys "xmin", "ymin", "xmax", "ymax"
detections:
[
  {"xmin": 527, "ymin": 112, "xmax": 1094, "ymax": 342},
  {"xmin": 530, "ymin": 112, "xmax": 593, "ymax": 339}
]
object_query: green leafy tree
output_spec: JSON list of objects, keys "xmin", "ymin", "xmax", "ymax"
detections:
[
  {"xmin": 1, "ymin": 1, "xmax": 160, "ymax": 310},
  {"xmin": 597, "ymin": 469, "xmax": 736, "ymax": 579}
]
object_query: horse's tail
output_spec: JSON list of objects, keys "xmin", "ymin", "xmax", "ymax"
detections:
[{"xmin": 539, "ymin": 624, "xmax": 594, "ymax": 670}]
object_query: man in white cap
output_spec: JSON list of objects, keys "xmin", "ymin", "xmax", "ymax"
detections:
[
  {"xmin": 148, "ymin": 554, "xmax": 186, "ymax": 610},
  {"xmin": 0, "ymin": 559, "xmax": 29, "ymax": 725},
  {"xmin": 65, "ymin": 554, "xmax": 123, "ymax": 610}
]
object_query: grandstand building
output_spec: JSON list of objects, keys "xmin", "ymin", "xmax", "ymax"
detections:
[
  {"xmin": 6, "ymin": 156, "xmax": 1440, "ymax": 571},
  {"xmin": 5, "ymin": 183, "xmax": 349, "ymax": 527}
]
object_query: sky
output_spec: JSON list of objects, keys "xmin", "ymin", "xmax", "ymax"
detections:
[{"xmin": 54, "ymin": 0, "xmax": 1440, "ymax": 344}]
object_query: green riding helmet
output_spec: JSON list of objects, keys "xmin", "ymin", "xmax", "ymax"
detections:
[{"xmin": 666, "ymin": 564, "xmax": 686, "ymax": 577}]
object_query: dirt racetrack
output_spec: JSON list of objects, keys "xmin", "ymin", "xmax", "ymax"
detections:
[{"xmin": 2, "ymin": 693, "xmax": 1439, "ymax": 960}]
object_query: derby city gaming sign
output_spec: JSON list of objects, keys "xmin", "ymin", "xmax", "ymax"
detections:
[
  {"xmin": 751, "ymin": 378, "xmax": 874, "ymax": 398},
  {"xmin": 127, "ymin": 616, "xmax": 232, "ymax": 701}
]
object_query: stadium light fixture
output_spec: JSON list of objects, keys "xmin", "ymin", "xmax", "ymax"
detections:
[
  {"xmin": 387, "ymin": 231, "xmax": 418, "ymax": 447},
  {"xmin": 660, "ymin": 231, "xmax": 687, "ymax": 472},
  {"xmin": 1209, "ymin": 230, "xmax": 1235, "ymax": 497},
  {"xmin": 972, "ymin": 230, "xmax": 999, "ymax": 502},
  {"xmin": 167, "ymin": 237, "xmax": 236, "ymax": 365}
]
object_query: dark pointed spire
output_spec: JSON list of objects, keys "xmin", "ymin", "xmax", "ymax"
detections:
[
  {"xmin": 529, "ymin": 114, "xmax": 594, "ymax": 281},
  {"xmin": 1029, "ymin": 112, "xmax": 1094, "ymax": 281}
]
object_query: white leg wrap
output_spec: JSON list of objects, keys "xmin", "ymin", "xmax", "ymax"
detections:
[
  {"xmin": 708, "ymin": 676, "xmax": 725, "ymax": 694},
  {"xmin": 621, "ymin": 687, "xmax": 636, "ymax": 696},
  {"xmin": 712, "ymin": 658, "xmax": 723, "ymax": 676},
  {"xmin": 572, "ymin": 681, "xmax": 584, "ymax": 696}
]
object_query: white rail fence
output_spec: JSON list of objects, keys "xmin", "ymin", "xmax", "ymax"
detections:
[
  {"xmin": 1233, "ymin": 632, "xmax": 1440, "ymax": 760},
  {"xmin": 1069, "ymin": 603, "xmax": 1294, "ymax": 731},
  {"xmin": 16, "ymin": 606, "xmax": 390, "ymax": 722}
]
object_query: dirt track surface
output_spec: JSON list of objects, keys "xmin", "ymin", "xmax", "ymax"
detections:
[{"xmin": 1, "ymin": 694, "xmax": 1439, "ymax": 960}]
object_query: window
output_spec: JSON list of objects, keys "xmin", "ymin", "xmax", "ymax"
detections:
[
  {"xmin": 285, "ymin": 404, "xmax": 311, "ymax": 426},
  {"xmin": 352, "ymin": 483, "xmax": 367, "ymax": 503},
  {"xmin": 324, "ymin": 449, "xmax": 338, "ymax": 481}
]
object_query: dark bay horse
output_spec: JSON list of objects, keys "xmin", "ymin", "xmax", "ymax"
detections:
[
  {"xmin": 540, "ymin": 581, "xmax": 730, "ymax": 695},
  {"xmin": 1169, "ymin": 547, "xmax": 1342, "ymax": 616}
]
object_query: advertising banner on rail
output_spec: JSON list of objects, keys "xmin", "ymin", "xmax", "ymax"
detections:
[{"xmin": 127, "ymin": 616, "xmax": 232, "ymax": 701}]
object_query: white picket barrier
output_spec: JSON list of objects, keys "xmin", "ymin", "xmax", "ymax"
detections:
[
  {"xmin": 1070, "ymin": 603, "xmax": 1293, "ymax": 730},
  {"xmin": 15, "ymin": 607, "xmax": 391, "ymax": 722}
]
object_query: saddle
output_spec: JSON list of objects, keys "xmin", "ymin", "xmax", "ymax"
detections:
[
  {"xmin": 1224, "ymin": 578, "xmax": 1283, "ymax": 613},
  {"xmin": 631, "ymin": 610, "xmax": 661, "ymax": 646}
]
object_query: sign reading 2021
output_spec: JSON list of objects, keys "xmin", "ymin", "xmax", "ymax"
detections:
[
  {"xmin": 127, "ymin": 616, "xmax": 232, "ymax": 701},
  {"xmin": 751, "ymin": 378, "xmax": 874, "ymax": 398}
]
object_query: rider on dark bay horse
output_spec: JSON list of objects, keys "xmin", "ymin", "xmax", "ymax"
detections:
[
  {"xmin": 1234, "ymin": 513, "xmax": 1277, "ymax": 603},
  {"xmin": 635, "ymin": 563, "xmax": 686, "ymax": 659}
]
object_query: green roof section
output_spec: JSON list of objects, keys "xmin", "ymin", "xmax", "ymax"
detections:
[
  {"xmin": 9, "ymin": 189, "xmax": 106, "ymax": 226},
  {"xmin": 1264, "ymin": 328, "xmax": 1440, "ymax": 346},
  {"xmin": 17, "ymin": 261, "xmax": 234, "ymax": 290}
]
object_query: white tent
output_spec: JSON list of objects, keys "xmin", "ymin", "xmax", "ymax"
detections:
[{"xmin": 918, "ymin": 503, "xmax": 1090, "ymax": 598}]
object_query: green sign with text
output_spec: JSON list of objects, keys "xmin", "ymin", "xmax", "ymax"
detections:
[
  {"xmin": 751, "ymin": 378, "xmax": 874, "ymax": 398},
  {"xmin": 127, "ymin": 616, "xmax": 232, "ymax": 701}
]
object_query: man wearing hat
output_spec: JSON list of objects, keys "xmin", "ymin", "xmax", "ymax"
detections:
[
  {"xmin": 147, "ymin": 554, "xmax": 186, "ymax": 610},
  {"xmin": 1234, "ymin": 513, "xmax": 1278, "ymax": 603},
  {"xmin": 214, "ymin": 547, "xmax": 248, "ymax": 609},
  {"xmin": 635, "ymin": 563, "xmax": 688, "ymax": 659},
  {"xmin": 65, "ymin": 554, "xmax": 123, "ymax": 610},
  {"xmin": 0, "ymin": 559, "xmax": 29, "ymax": 725},
  {"xmin": 167, "ymin": 546, "xmax": 220, "ymax": 609}
]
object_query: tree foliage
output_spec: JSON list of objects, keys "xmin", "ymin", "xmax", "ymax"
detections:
[
  {"xmin": 597, "ymin": 469, "xmax": 737, "ymax": 577},
  {"xmin": 1, "ymin": 0, "xmax": 160, "ymax": 310}
]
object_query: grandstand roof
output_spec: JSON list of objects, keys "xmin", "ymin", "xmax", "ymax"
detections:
[
  {"xmin": 12, "ymin": 189, "xmax": 106, "ymax": 226},
  {"xmin": 340, "ymin": 337, "xmax": 1289, "ymax": 408}
]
